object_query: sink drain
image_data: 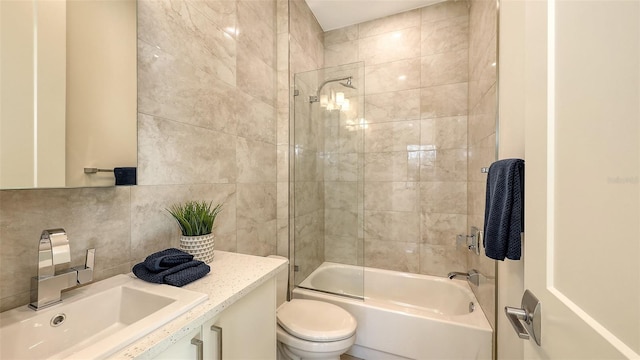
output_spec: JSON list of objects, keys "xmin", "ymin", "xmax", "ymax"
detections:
[{"xmin": 50, "ymin": 313, "xmax": 66, "ymax": 327}]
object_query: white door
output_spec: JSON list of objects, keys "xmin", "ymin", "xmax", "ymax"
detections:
[{"xmin": 521, "ymin": 0, "xmax": 640, "ymax": 358}]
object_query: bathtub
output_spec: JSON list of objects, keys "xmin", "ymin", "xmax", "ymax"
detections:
[{"xmin": 294, "ymin": 262, "xmax": 492, "ymax": 360}]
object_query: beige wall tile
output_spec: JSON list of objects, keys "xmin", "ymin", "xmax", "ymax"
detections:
[
  {"xmin": 358, "ymin": 27, "xmax": 421, "ymax": 66},
  {"xmin": 324, "ymin": 181, "xmax": 358, "ymax": 211},
  {"xmin": 364, "ymin": 181, "xmax": 419, "ymax": 212},
  {"xmin": 325, "ymin": 122, "xmax": 362, "ymax": 154},
  {"xmin": 364, "ymin": 239, "xmax": 419, "ymax": 273},
  {"xmin": 364, "ymin": 210, "xmax": 421, "ymax": 242},
  {"xmin": 421, "ymin": 0, "xmax": 469, "ymax": 23},
  {"xmin": 420, "ymin": 181, "xmax": 467, "ymax": 214},
  {"xmin": 236, "ymin": 137, "xmax": 277, "ymax": 183},
  {"xmin": 237, "ymin": 219, "xmax": 277, "ymax": 256},
  {"xmin": 237, "ymin": 46, "xmax": 276, "ymax": 105},
  {"xmin": 324, "ymin": 153, "xmax": 359, "ymax": 181},
  {"xmin": 138, "ymin": 114, "xmax": 237, "ymax": 185},
  {"xmin": 421, "ymin": 15, "xmax": 469, "ymax": 56},
  {"xmin": 421, "ymin": 212, "xmax": 467, "ymax": 246},
  {"xmin": 365, "ymin": 58, "xmax": 421, "ymax": 95},
  {"xmin": 419, "ymin": 244, "xmax": 466, "ymax": 276},
  {"xmin": 420, "ymin": 82, "xmax": 468, "ymax": 118},
  {"xmin": 421, "ymin": 116, "xmax": 468, "ymax": 150},
  {"xmin": 358, "ymin": 9, "xmax": 421, "ymax": 38},
  {"xmin": 324, "ymin": 41, "xmax": 359, "ymax": 68},
  {"xmin": 468, "ymin": 83, "xmax": 497, "ymax": 144},
  {"xmin": 238, "ymin": 0, "xmax": 276, "ymax": 67},
  {"xmin": 325, "ymin": 208, "xmax": 359, "ymax": 238},
  {"xmin": 294, "ymin": 182, "xmax": 323, "ymax": 216},
  {"xmin": 419, "ymin": 148, "xmax": 468, "ymax": 182},
  {"xmin": 325, "ymin": 235, "xmax": 359, "ymax": 265},
  {"xmin": 324, "ymin": 24, "xmax": 358, "ymax": 45},
  {"xmin": 421, "ymin": 48, "xmax": 469, "ymax": 87},
  {"xmin": 364, "ymin": 120, "xmax": 420, "ymax": 152},
  {"xmin": 364, "ymin": 151, "xmax": 420, "ymax": 182},
  {"xmin": 364, "ymin": 89, "xmax": 421, "ymax": 123}
]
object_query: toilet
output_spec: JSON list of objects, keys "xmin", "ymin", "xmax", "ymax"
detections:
[{"xmin": 269, "ymin": 256, "xmax": 357, "ymax": 360}]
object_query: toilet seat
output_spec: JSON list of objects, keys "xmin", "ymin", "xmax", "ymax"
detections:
[{"xmin": 277, "ymin": 299, "xmax": 357, "ymax": 342}]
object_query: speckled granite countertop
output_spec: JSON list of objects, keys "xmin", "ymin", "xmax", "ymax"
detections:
[{"xmin": 110, "ymin": 251, "xmax": 288, "ymax": 359}]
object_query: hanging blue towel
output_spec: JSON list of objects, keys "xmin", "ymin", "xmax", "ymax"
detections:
[
  {"xmin": 133, "ymin": 249, "xmax": 210, "ymax": 287},
  {"xmin": 483, "ymin": 159, "xmax": 524, "ymax": 260},
  {"xmin": 143, "ymin": 248, "xmax": 194, "ymax": 272}
]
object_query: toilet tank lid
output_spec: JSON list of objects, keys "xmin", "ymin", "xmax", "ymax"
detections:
[{"xmin": 276, "ymin": 299, "xmax": 357, "ymax": 342}]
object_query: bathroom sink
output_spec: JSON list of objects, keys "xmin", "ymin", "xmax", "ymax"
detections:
[{"xmin": 0, "ymin": 274, "xmax": 208, "ymax": 359}]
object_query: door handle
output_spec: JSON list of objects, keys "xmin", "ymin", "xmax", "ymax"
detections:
[
  {"xmin": 505, "ymin": 289, "xmax": 542, "ymax": 346},
  {"xmin": 211, "ymin": 324, "xmax": 223, "ymax": 360},
  {"xmin": 190, "ymin": 338, "xmax": 203, "ymax": 360}
]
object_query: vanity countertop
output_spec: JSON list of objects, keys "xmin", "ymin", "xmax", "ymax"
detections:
[{"xmin": 111, "ymin": 251, "xmax": 288, "ymax": 359}]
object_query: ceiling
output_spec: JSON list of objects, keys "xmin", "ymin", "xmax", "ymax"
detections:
[{"xmin": 305, "ymin": 0, "xmax": 443, "ymax": 31}]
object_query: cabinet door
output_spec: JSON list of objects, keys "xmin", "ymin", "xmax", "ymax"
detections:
[
  {"xmin": 153, "ymin": 327, "xmax": 201, "ymax": 360},
  {"xmin": 203, "ymin": 278, "xmax": 277, "ymax": 360}
]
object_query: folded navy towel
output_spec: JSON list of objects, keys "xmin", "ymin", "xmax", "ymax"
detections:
[
  {"xmin": 133, "ymin": 259, "xmax": 210, "ymax": 287},
  {"xmin": 483, "ymin": 159, "xmax": 524, "ymax": 260},
  {"xmin": 143, "ymin": 248, "xmax": 194, "ymax": 272}
]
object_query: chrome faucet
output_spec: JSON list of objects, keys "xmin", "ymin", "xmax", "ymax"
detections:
[
  {"xmin": 447, "ymin": 269, "xmax": 480, "ymax": 286},
  {"xmin": 29, "ymin": 229, "xmax": 95, "ymax": 310}
]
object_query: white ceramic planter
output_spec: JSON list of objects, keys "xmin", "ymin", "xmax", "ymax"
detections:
[{"xmin": 179, "ymin": 233, "xmax": 214, "ymax": 264}]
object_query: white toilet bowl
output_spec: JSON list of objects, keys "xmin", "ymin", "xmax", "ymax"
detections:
[{"xmin": 276, "ymin": 299, "xmax": 357, "ymax": 360}]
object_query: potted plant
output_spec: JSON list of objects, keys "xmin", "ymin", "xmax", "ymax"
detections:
[{"xmin": 167, "ymin": 201, "xmax": 223, "ymax": 263}]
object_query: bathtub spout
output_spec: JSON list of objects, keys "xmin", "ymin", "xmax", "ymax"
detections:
[
  {"xmin": 447, "ymin": 271, "xmax": 469, "ymax": 280},
  {"xmin": 448, "ymin": 270, "xmax": 480, "ymax": 286}
]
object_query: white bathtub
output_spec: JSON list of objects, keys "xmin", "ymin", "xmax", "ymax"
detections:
[{"xmin": 295, "ymin": 262, "xmax": 492, "ymax": 360}]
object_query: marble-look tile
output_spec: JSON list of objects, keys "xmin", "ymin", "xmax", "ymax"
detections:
[
  {"xmin": 294, "ymin": 182, "xmax": 323, "ymax": 216},
  {"xmin": 325, "ymin": 41, "xmax": 359, "ymax": 68},
  {"xmin": 364, "ymin": 239, "xmax": 419, "ymax": 273},
  {"xmin": 358, "ymin": 9, "xmax": 421, "ymax": 38},
  {"xmin": 188, "ymin": 0, "xmax": 237, "ymax": 32},
  {"xmin": 325, "ymin": 123, "xmax": 362, "ymax": 154},
  {"xmin": 419, "ymin": 149, "xmax": 468, "ymax": 182},
  {"xmin": 213, "ymin": 232, "xmax": 238, "ymax": 253},
  {"xmin": 324, "ymin": 181, "xmax": 358, "ymax": 211},
  {"xmin": 290, "ymin": 37, "xmax": 322, "ymax": 76},
  {"xmin": 237, "ymin": 45, "xmax": 276, "ymax": 105},
  {"xmin": 421, "ymin": 213, "xmax": 467, "ymax": 246},
  {"xmin": 277, "ymin": 33, "xmax": 289, "ymax": 72},
  {"xmin": 237, "ymin": 0, "xmax": 276, "ymax": 67},
  {"xmin": 236, "ymin": 137, "xmax": 277, "ymax": 183},
  {"xmin": 364, "ymin": 120, "xmax": 420, "ymax": 153},
  {"xmin": 277, "ymin": 145, "xmax": 289, "ymax": 182},
  {"xmin": 468, "ymin": 83, "xmax": 497, "ymax": 144},
  {"xmin": 277, "ymin": 181, "xmax": 289, "ymax": 219},
  {"xmin": 277, "ymin": 0, "xmax": 288, "ymax": 35},
  {"xmin": 0, "ymin": 187, "xmax": 131, "ymax": 306},
  {"xmin": 421, "ymin": 49, "xmax": 469, "ymax": 87},
  {"xmin": 138, "ymin": 114, "xmax": 237, "ymax": 185},
  {"xmin": 421, "ymin": 116, "xmax": 468, "ymax": 150},
  {"xmin": 467, "ymin": 133, "xmax": 496, "ymax": 182},
  {"xmin": 421, "ymin": 15, "xmax": 469, "ymax": 56},
  {"xmin": 236, "ymin": 183, "xmax": 277, "ymax": 230},
  {"xmin": 237, "ymin": 219, "xmax": 277, "ymax": 256},
  {"xmin": 421, "ymin": 0, "xmax": 469, "ymax": 24},
  {"xmin": 419, "ymin": 244, "xmax": 466, "ymax": 277},
  {"xmin": 324, "ymin": 24, "xmax": 358, "ymax": 45},
  {"xmin": 138, "ymin": 40, "xmax": 238, "ymax": 133},
  {"xmin": 365, "ymin": 59, "xmax": 421, "ymax": 95},
  {"xmin": 294, "ymin": 210, "xmax": 324, "ymax": 241},
  {"xmin": 138, "ymin": 0, "xmax": 236, "ymax": 85},
  {"xmin": 236, "ymin": 93, "xmax": 276, "ymax": 144},
  {"xmin": 289, "ymin": 0, "xmax": 324, "ymax": 68},
  {"xmin": 420, "ymin": 181, "xmax": 467, "ymax": 214},
  {"xmin": 294, "ymin": 149, "xmax": 322, "ymax": 182},
  {"xmin": 364, "ymin": 151, "xmax": 420, "ymax": 182},
  {"xmin": 130, "ymin": 184, "xmax": 236, "ymax": 259},
  {"xmin": 467, "ymin": 180, "xmax": 487, "ymax": 217},
  {"xmin": 364, "ymin": 89, "xmax": 421, "ymax": 123},
  {"xmin": 324, "ymin": 153, "xmax": 359, "ymax": 182},
  {"xmin": 420, "ymin": 82, "xmax": 468, "ymax": 118},
  {"xmin": 0, "ymin": 291, "xmax": 30, "ymax": 313},
  {"xmin": 276, "ymin": 218, "xmax": 289, "ymax": 257},
  {"xmin": 358, "ymin": 27, "xmax": 421, "ymax": 66},
  {"xmin": 324, "ymin": 235, "xmax": 359, "ymax": 265},
  {"xmin": 364, "ymin": 181, "xmax": 419, "ymax": 212},
  {"xmin": 364, "ymin": 210, "xmax": 421, "ymax": 242},
  {"xmin": 325, "ymin": 209, "xmax": 359, "ymax": 238}
]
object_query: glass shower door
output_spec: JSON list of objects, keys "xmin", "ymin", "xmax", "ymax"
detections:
[{"xmin": 292, "ymin": 62, "xmax": 365, "ymax": 299}]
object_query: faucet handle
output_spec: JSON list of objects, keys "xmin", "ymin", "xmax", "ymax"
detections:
[{"xmin": 74, "ymin": 248, "xmax": 95, "ymax": 284}]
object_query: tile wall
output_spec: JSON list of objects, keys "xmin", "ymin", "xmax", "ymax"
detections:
[
  {"xmin": 467, "ymin": 0, "xmax": 498, "ymax": 329},
  {"xmin": 323, "ymin": 1, "xmax": 471, "ymax": 276},
  {"xmin": 0, "ymin": 0, "xmax": 278, "ymax": 312}
]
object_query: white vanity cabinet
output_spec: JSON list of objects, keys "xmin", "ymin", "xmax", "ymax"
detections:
[{"xmin": 154, "ymin": 277, "xmax": 276, "ymax": 360}]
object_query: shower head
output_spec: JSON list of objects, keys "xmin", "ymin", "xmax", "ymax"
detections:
[{"xmin": 339, "ymin": 77, "xmax": 356, "ymax": 89}]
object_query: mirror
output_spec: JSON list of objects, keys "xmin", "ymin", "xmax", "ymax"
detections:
[{"xmin": 0, "ymin": 0, "xmax": 137, "ymax": 189}]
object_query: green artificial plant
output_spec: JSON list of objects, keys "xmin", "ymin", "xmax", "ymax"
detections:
[{"xmin": 167, "ymin": 201, "xmax": 223, "ymax": 236}]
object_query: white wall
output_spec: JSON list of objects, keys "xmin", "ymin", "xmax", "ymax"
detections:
[{"xmin": 497, "ymin": 0, "xmax": 526, "ymax": 358}]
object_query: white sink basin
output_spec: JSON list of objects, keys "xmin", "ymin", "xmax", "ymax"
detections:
[{"xmin": 0, "ymin": 274, "xmax": 208, "ymax": 359}]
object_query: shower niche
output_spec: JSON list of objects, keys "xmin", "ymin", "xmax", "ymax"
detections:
[{"xmin": 292, "ymin": 62, "xmax": 366, "ymax": 298}]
